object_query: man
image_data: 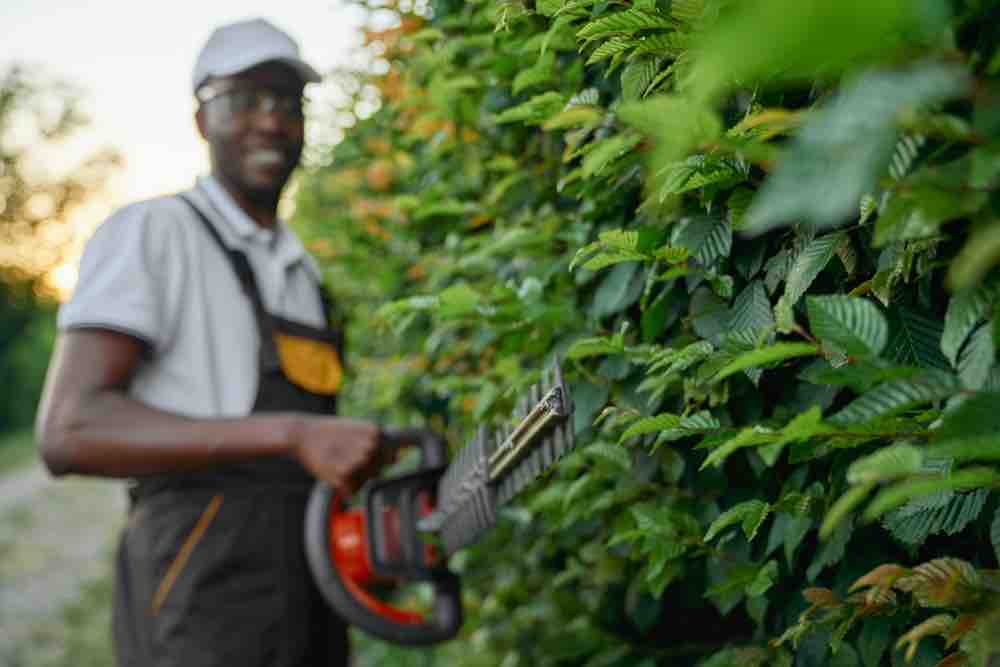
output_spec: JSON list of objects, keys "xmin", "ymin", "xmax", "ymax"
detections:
[{"xmin": 36, "ymin": 18, "xmax": 380, "ymax": 666}]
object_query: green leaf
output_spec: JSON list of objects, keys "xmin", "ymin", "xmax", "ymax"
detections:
[
  {"xmin": 941, "ymin": 287, "xmax": 992, "ymax": 365},
  {"xmin": 577, "ymin": 8, "xmax": 674, "ymax": 41},
  {"xmin": 863, "ymin": 467, "xmax": 1000, "ymax": 520},
  {"xmin": 512, "ymin": 51, "xmax": 556, "ymax": 95},
  {"xmin": 585, "ymin": 37, "xmax": 636, "ymax": 65},
  {"xmin": 808, "ymin": 516, "xmax": 853, "ymax": 581},
  {"xmin": 927, "ymin": 392, "xmax": 1000, "ymax": 462},
  {"xmin": 992, "ymin": 507, "xmax": 1000, "ymax": 566},
  {"xmin": 846, "ymin": 443, "xmax": 924, "ymax": 484},
  {"xmin": 883, "ymin": 489, "xmax": 988, "ymax": 546},
  {"xmin": 586, "ymin": 442, "xmax": 632, "ymax": 470},
  {"xmin": 438, "ymin": 283, "xmax": 481, "ymax": 318},
  {"xmin": 542, "ymin": 106, "xmax": 605, "ymax": 131},
  {"xmin": 714, "ymin": 342, "xmax": 820, "ymax": 382},
  {"xmin": 820, "ymin": 483, "xmax": 874, "ymax": 540},
  {"xmin": 621, "ymin": 57, "xmax": 663, "ymax": 102},
  {"xmin": 582, "ymin": 132, "xmax": 643, "ymax": 177},
  {"xmin": 783, "ymin": 233, "xmax": 844, "ymax": 309},
  {"xmin": 744, "ymin": 64, "xmax": 970, "ymax": 234},
  {"xmin": 705, "ymin": 500, "xmax": 771, "ymax": 542},
  {"xmin": 747, "ymin": 560, "xmax": 779, "ymax": 597},
  {"xmin": 948, "ymin": 218, "xmax": 1000, "ymax": 290},
  {"xmin": 885, "ymin": 305, "xmax": 950, "ymax": 371},
  {"xmin": 957, "ymin": 324, "xmax": 995, "ymax": 389},
  {"xmin": 729, "ymin": 280, "xmax": 774, "ymax": 335},
  {"xmin": 653, "ymin": 411, "xmax": 721, "ymax": 447},
  {"xmin": 566, "ymin": 336, "xmax": 626, "ymax": 360},
  {"xmin": 701, "ymin": 426, "xmax": 777, "ymax": 469},
  {"xmin": 620, "ymin": 413, "xmax": 681, "ymax": 442},
  {"xmin": 496, "ymin": 91, "xmax": 567, "ymax": 125},
  {"xmin": 828, "ymin": 370, "xmax": 960, "ymax": 426},
  {"xmin": 807, "ymin": 295, "xmax": 889, "ymax": 357},
  {"xmin": 570, "ymin": 229, "xmax": 645, "ymax": 271},
  {"xmin": 592, "ymin": 262, "xmax": 643, "ymax": 318}
]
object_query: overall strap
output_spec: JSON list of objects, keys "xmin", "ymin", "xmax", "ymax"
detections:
[{"xmin": 175, "ymin": 193, "xmax": 281, "ymax": 372}]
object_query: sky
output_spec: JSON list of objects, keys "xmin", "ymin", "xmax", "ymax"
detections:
[
  {"xmin": 1, "ymin": 1, "xmax": 373, "ymax": 294},
  {"xmin": 2, "ymin": 0, "xmax": 369, "ymax": 200}
]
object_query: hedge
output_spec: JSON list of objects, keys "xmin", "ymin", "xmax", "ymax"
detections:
[{"xmin": 293, "ymin": 1, "xmax": 1000, "ymax": 664}]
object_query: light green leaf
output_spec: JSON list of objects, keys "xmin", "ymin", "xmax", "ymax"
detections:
[
  {"xmin": 948, "ymin": 218, "xmax": 1000, "ymax": 290},
  {"xmin": 620, "ymin": 413, "xmax": 681, "ymax": 442},
  {"xmin": 714, "ymin": 342, "xmax": 820, "ymax": 382},
  {"xmin": 577, "ymin": 8, "xmax": 674, "ymax": 41},
  {"xmin": 828, "ymin": 370, "xmax": 960, "ymax": 426},
  {"xmin": 512, "ymin": 51, "xmax": 556, "ymax": 95},
  {"xmin": 438, "ymin": 283, "xmax": 481, "ymax": 318},
  {"xmin": 927, "ymin": 392, "xmax": 1000, "ymax": 462},
  {"xmin": 542, "ymin": 106, "xmax": 605, "ymax": 130},
  {"xmin": 622, "ymin": 57, "xmax": 663, "ymax": 102},
  {"xmin": 496, "ymin": 91, "xmax": 567, "ymax": 125},
  {"xmin": 701, "ymin": 426, "xmax": 777, "ymax": 469},
  {"xmin": 747, "ymin": 560, "xmax": 779, "ymax": 597},
  {"xmin": 807, "ymin": 295, "xmax": 889, "ymax": 357},
  {"xmin": 744, "ymin": 64, "xmax": 970, "ymax": 234},
  {"xmin": 570, "ymin": 229, "xmax": 647, "ymax": 271},
  {"xmin": 585, "ymin": 37, "xmax": 636, "ymax": 65},
  {"xmin": 582, "ymin": 132, "xmax": 643, "ymax": 177},
  {"xmin": 653, "ymin": 411, "xmax": 721, "ymax": 447},
  {"xmin": 846, "ymin": 443, "xmax": 924, "ymax": 484},
  {"xmin": 705, "ymin": 500, "xmax": 771, "ymax": 542},
  {"xmin": 566, "ymin": 336, "xmax": 626, "ymax": 360},
  {"xmin": 863, "ymin": 467, "xmax": 1000, "ymax": 520},
  {"xmin": 820, "ymin": 483, "xmax": 874, "ymax": 540}
]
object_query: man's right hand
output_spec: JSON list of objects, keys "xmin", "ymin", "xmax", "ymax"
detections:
[{"xmin": 290, "ymin": 417, "xmax": 382, "ymax": 494}]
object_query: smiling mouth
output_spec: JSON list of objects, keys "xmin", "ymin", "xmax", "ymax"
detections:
[{"xmin": 246, "ymin": 147, "xmax": 287, "ymax": 169}]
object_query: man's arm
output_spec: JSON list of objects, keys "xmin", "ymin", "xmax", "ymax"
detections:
[{"xmin": 35, "ymin": 328, "xmax": 380, "ymax": 492}]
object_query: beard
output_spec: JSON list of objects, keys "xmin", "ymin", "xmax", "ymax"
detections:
[{"xmin": 213, "ymin": 141, "xmax": 301, "ymax": 210}]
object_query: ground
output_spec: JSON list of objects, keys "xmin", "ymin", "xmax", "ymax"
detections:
[{"xmin": 0, "ymin": 455, "xmax": 124, "ymax": 666}]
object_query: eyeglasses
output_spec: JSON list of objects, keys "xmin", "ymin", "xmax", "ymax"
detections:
[{"xmin": 196, "ymin": 83, "xmax": 305, "ymax": 119}]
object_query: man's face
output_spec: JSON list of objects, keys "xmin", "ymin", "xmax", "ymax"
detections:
[{"xmin": 196, "ymin": 62, "xmax": 306, "ymax": 206}]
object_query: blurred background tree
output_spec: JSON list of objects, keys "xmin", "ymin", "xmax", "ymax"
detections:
[{"xmin": 0, "ymin": 65, "xmax": 120, "ymax": 437}]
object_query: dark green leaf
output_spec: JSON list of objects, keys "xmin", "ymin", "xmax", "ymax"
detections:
[{"xmin": 808, "ymin": 295, "xmax": 889, "ymax": 357}]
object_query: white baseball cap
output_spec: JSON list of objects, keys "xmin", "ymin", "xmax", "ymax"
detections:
[{"xmin": 192, "ymin": 18, "xmax": 321, "ymax": 93}]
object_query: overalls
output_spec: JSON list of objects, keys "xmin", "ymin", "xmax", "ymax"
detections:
[{"xmin": 112, "ymin": 195, "xmax": 349, "ymax": 667}]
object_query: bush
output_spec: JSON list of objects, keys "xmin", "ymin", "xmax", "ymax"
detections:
[{"xmin": 294, "ymin": 1, "xmax": 1000, "ymax": 664}]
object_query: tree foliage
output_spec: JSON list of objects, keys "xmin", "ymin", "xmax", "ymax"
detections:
[
  {"xmin": 293, "ymin": 0, "xmax": 1000, "ymax": 664},
  {"xmin": 0, "ymin": 66, "xmax": 119, "ymax": 433}
]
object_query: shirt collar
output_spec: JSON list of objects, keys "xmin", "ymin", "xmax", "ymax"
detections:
[{"xmin": 195, "ymin": 175, "xmax": 321, "ymax": 281}]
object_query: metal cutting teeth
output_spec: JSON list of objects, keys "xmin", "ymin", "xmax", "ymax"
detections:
[{"xmin": 432, "ymin": 360, "xmax": 575, "ymax": 554}]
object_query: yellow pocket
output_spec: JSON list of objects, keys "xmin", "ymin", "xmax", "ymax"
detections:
[{"xmin": 274, "ymin": 333, "xmax": 343, "ymax": 395}]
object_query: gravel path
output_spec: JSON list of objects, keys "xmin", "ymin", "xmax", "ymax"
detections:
[{"xmin": 0, "ymin": 463, "xmax": 125, "ymax": 657}]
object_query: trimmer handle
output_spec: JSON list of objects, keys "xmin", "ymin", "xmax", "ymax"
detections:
[{"xmin": 304, "ymin": 428, "xmax": 462, "ymax": 645}]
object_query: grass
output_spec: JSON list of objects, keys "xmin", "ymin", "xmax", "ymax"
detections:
[
  {"xmin": 1, "ymin": 572, "xmax": 115, "ymax": 667},
  {"xmin": 0, "ymin": 430, "xmax": 39, "ymax": 474}
]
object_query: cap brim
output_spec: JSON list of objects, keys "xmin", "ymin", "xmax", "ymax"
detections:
[{"xmin": 195, "ymin": 55, "xmax": 321, "ymax": 92}]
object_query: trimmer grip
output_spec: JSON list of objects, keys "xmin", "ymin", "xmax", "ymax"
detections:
[
  {"xmin": 305, "ymin": 427, "xmax": 462, "ymax": 645},
  {"xmin": 379, "ymin": 426, "xmax": 448, "ymax": 468}
]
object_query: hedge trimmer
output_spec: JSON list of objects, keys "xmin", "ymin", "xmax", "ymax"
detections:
[{"xmin": 304, "ymin": 362, "xmax": 575, "ymax": 645}]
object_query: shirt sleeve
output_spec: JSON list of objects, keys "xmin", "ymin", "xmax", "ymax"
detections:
[{"xmin": 58, "ymin": 201, "xmax": 177, "ymax": 352}]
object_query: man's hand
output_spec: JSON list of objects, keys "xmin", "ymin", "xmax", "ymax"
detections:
[{"xmin": 291, "ymin": 417, "xmax": 382, "ymax": 494}]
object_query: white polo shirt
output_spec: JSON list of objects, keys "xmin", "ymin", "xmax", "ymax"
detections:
[{"xmin": 58, "ymin": 175, "xmax": 326, "ymax": 418}]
